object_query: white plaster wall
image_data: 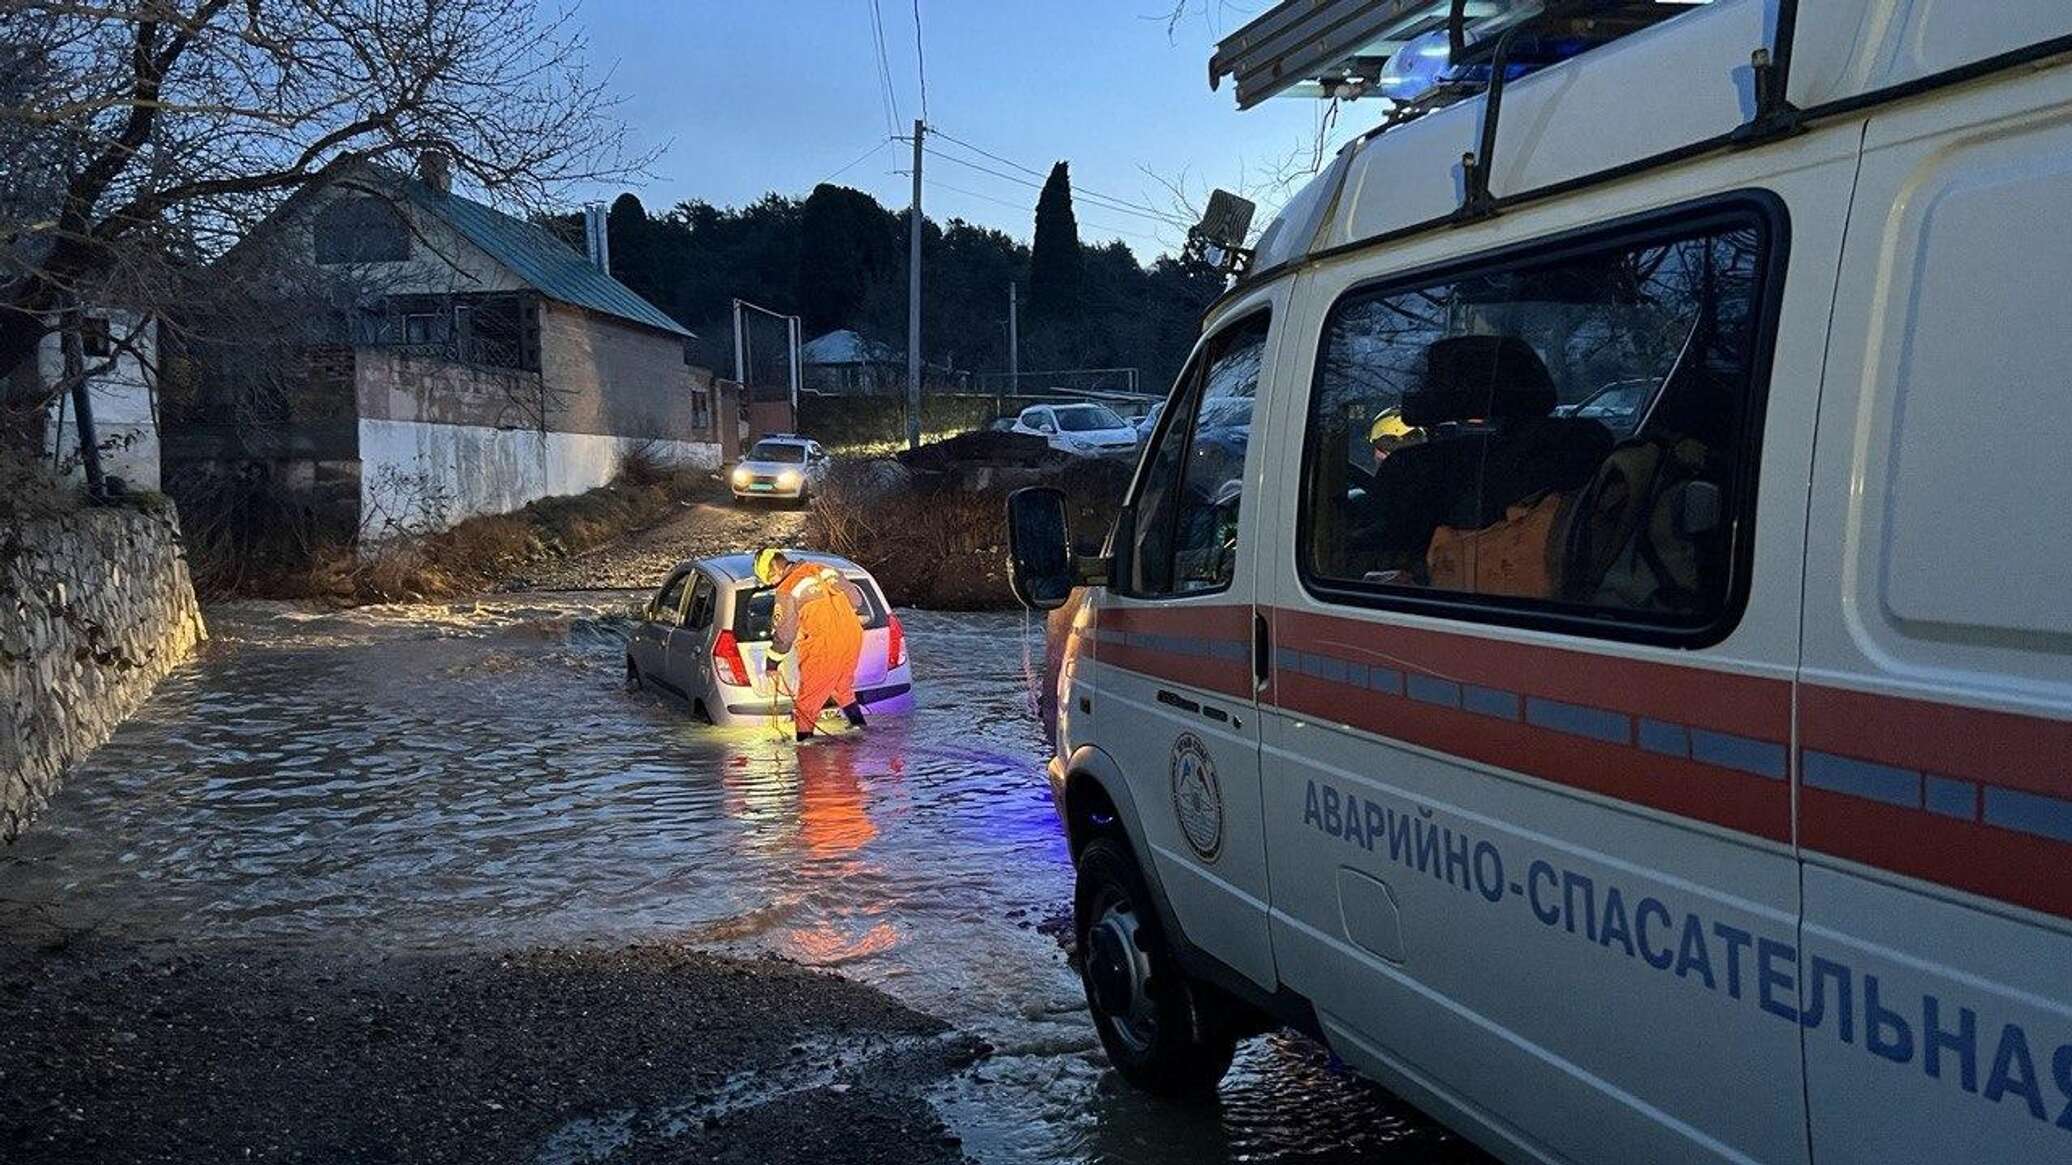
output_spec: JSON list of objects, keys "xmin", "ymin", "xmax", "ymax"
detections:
[
  {"xmin": 356, "ymin": 417, "xmax": 719, "ymax": 536},
  {"xmin": 39, "ymin": 312, "xmax": 160, "ymax": 491}
]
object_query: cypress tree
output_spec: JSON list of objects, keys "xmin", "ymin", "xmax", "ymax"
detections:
[{"xmin": 1029, "ymin": 161, "xmax": 1083, "ymax": 322}]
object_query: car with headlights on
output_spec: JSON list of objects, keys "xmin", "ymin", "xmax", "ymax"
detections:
[
  {"xmin": 729, "ymin": 435, "xmax": 829, "ymax": 502},
  {"xmin": 625, "ymin": 550, "xmax": 914, "ymax": 727}
]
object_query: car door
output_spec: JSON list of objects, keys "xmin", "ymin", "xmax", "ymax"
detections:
[
  {"xmin": 668, "ymin": 570, "xmax": 718, "ymax": 705},
  {"xmin": 637, "ymin": 568, "xmax": 693, "ymax": 696},
  {"xmin": 1261, "ymin": 171, "xmax": 1854, "ymax": 1163},
  {"xmin": 1093, "ymin": 303, "xmax": 1280, "ymax": 992},
  {"xmin": 1797, "ymin": 66, "xmax": 2072, "ymax": 1164}
]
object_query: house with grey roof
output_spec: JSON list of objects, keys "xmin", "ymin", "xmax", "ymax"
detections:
[{"xmin": 165, "ymin": 152, "xmax": 719, "ymax": 536}]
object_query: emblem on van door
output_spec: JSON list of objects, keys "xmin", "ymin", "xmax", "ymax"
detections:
[{"xmin": 1170, "ymin": 733, "xmax": 1223, "ymax": 862}]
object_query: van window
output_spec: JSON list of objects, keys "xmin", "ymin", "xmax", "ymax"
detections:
[
  {"xmin": 1128, "ymin": 313, "xmax": 1269, "ymax": 596},
  {"xmin": 1301, "ymin": 207, "xmax": 1775, "ymax": 634}
]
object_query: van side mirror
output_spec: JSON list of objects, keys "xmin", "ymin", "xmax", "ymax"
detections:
[{"xmin": 1006, "ymin": 486, "xmax": 1096, "ymax": 610}]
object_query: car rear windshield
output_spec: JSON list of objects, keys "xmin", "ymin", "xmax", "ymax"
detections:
[
  {"xmin": 1054, "ymin": 405, "xmax": 1126, "ymax": 433},
  {"xmin": 748, "ymin": 442, "xmax": 806, "ymax": 463},
  {"xmin": 733, "ymin": 573, "xmax": 890, "ymax": 640}
]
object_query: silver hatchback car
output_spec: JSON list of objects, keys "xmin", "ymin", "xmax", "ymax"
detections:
[{"xmin": 625, "ymin": 551, "xmax": 915, "ymax": 727}]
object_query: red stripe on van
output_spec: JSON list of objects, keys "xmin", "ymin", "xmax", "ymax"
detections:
[
  {"xmin": 1271, "ymin": 669, "xmax": 1791, "ymax": 843},
  {"xmin": 1095, "ymin": 604, "xmax": 1254, "ymax": 701},
  {"xmin": 1097, "ymin": 641, "xmax": 1253, "ymax": 700},
  {"xmin": 1272, "ymin": 609, "xmax": 1791, "ymax": 739},
  {"xmin": 1802, "ymin": 685, "xmax": 2072, "ymax": 802},
  {"xmin": 1101, "ymin": 604, "xmax": 1252, "ymax": 642},
  {"xmin": 1801, "ymin": 789, "xmax": 2072, "ymax": 921}
]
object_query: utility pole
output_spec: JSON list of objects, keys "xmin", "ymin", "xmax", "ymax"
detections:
[
  {"xmin": 1007, "ymin": 281, "xmax": 1019, "ymax": 391},
  {"xmin": 906, "ymin": 118, "xmax": 924, "ymax": 450}
]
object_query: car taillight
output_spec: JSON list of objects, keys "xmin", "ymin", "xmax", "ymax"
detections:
[
  {"xmin": 713, "ymin": 629, "xmax": 750, "ymax": 686},
  {"xmin": 886, "ymin": 613, "xmax": 906, "ymax": 669}
]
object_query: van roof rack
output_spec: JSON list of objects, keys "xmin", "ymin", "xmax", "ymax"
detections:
[{"xmin": 1210, "ymin": 0, "xmax": 1706, "ymax": 112}]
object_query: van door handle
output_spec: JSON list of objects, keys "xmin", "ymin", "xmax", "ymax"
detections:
[{"xmin": 1254, "ymin": 612, "xmax": 1271, "ymax": 690}]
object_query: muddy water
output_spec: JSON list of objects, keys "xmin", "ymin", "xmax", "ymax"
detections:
[{"xmin": 0, "ymin": 594, "xmax": 1480, "ymax": 1164}]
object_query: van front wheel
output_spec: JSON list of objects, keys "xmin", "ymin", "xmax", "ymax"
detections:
[{"xmin": 1074, "ymin": 837, "xmax": 1237, "ymax": 1097}]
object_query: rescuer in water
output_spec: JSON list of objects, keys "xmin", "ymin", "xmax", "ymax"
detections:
[{"xmin": 756, "ymin": 548, "xmax": 870, "ymax": 742}]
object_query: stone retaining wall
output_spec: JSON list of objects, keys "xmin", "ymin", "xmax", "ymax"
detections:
[{"xmin": 1, "ymin": 502, "xmax": 205, "ymax": 841}]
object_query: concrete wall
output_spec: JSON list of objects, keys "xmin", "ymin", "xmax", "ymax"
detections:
[
  {"xmin": 358, "ymin": 418, "xmax": 718, "ymax": 535},
  {"xmin": 538, "ymin": 301, "xmax": 708, "ymax": 443},
  {"xmin": 355, "ymin": 318, "xmax": 719, "ymax": 533},
  {"xmin": 39, "ymin": 312, "xmax": 160, "ymax": 491},
  {"xmin": 1, "ymin": 503, "xmax": 205, "ymax": 841}
]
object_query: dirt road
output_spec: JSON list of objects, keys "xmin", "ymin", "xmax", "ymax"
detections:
[{"xmin": 512, "ymin": 492, "xmax": 808, "ymax": 591}]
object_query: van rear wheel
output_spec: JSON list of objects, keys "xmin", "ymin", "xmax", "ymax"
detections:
[{"xmin": 1074, "ymin": 837, "xmax": 1237, "ymax": 1097}]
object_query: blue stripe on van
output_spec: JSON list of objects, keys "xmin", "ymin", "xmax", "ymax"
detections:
[
  {"xmin": 1982, "ymin": 786, "xmax": 2072, "ymax": 844},
  {"xmin": 1525, "ymin": 697, "xmax": 1630, "ymax": 745},
  {"xmin": 1803, "ymin": 752, "xmax": 1921, "ymax": 808},
  {"xmin": 1689, "ymin": 730, "xmax": 1787, "ymax": 780}
]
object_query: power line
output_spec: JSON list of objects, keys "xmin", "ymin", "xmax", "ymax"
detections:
[
  {"xmin": 921, "ymin": 177, "xmax": 1169, "ymax": 245},
  {"xmin": 926, "ymin": 126, "xmax": 1187, "ymax": 225},
  {"xmin": 911, "ymin": 0, "xmax": 930, "ymax": 122},
  {"xmin": 816, "ymin": 137, "xmax": 894, "ymax": 187},
  {"xmin": 922, "ymin": 146, "xmax": 1189, "ymax": 228},
  {"xmin": 866, "ymin": 0, "xmax": 902, "ymax": 139}
]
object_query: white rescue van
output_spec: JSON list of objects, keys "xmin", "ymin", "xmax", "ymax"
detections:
[{"xmin": 1006, "ymin": 3, "xmax": 2072, "ymax": 1162}]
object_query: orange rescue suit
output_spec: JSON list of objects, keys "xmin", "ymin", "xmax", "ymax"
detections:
[{"xmin": 768, "ymin": 562, "xmax": 867, "ymax": 734}]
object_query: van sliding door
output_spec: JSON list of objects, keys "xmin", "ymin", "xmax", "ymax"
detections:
[{"xmin": 1798, "ymin": 69, "xmax": 2072, "ymax": 1165}]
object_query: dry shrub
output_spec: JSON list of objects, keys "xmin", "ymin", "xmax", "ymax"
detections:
[{"xmin": 806, "ymin": 455, "xmax": 1131, "ymax": 609}]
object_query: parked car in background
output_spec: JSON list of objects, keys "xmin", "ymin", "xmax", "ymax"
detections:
[
  {"xmin": 1553, "ymin": 377, "xmax": 1658, "ymax": 438},
  {"xmin": 730, "ymin": 435, "xmax": 830, "ymax": 502},
  {"xmin": 1134, "ymin": 400, "xmax": 1165, "ymax": 443},
  {"xmin": 1012, "ymin": 403, "xmax": 1139, "ymax": 457},
  {"xmin": 626, "ymin": 551, "xmax": 913, "ymax": 727}
]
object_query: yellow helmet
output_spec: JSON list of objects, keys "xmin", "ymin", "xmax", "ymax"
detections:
[
  {"xmin": 1369, "ymin": 409, "xmax": 1414, "ymax": 444},
  {"xmin": 753, "ymin": 548, "xmax": 785, "ymax": 584}
]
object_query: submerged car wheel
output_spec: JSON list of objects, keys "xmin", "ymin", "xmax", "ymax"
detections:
[{"xmin": 1074, "ymin": 837, "xmax": 1238, "ymax": 1097}]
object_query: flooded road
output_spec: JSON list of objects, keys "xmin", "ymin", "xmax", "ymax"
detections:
[{"xmin": 0, "ymin": 594, "xmax": 1482, "ymax": 1164}]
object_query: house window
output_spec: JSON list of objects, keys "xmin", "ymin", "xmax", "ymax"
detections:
[
  {"xmin": 693, "ymin": 383, "xmax": 714, "ymax": 433},
  {"xmin": 402, "ymin": 312, "xmax": 440, "ymax": 345},
  {"xmin": 314, "ymin": 197, "xmax": 410, "ymax": 264}
]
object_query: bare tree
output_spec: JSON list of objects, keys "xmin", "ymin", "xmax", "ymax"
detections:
[{"xmin": 0, "ymin": 0, "xmax": 643, "ymax": 424}]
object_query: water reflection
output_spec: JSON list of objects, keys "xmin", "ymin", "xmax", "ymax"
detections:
[{"xmin": 0, "ymin": 595, "xmax": 1482, "ymax": 1163}]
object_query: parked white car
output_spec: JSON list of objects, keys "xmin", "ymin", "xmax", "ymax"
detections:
[
  {"xmin": 626, "ymin": 551, "xmax": 914, "ymax": 727},
  {"xmin": 1011, "ymin": 403, "xmax": 1139, "ymax": 457},
  {"xmin": 729, "ymin": 435, "xmax": 830, "ymax": 502}
]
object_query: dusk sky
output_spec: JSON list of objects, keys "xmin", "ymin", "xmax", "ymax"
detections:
[{"xmin": 570, "ymin": 0, "xmax": 1355, "ymax": 259}]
